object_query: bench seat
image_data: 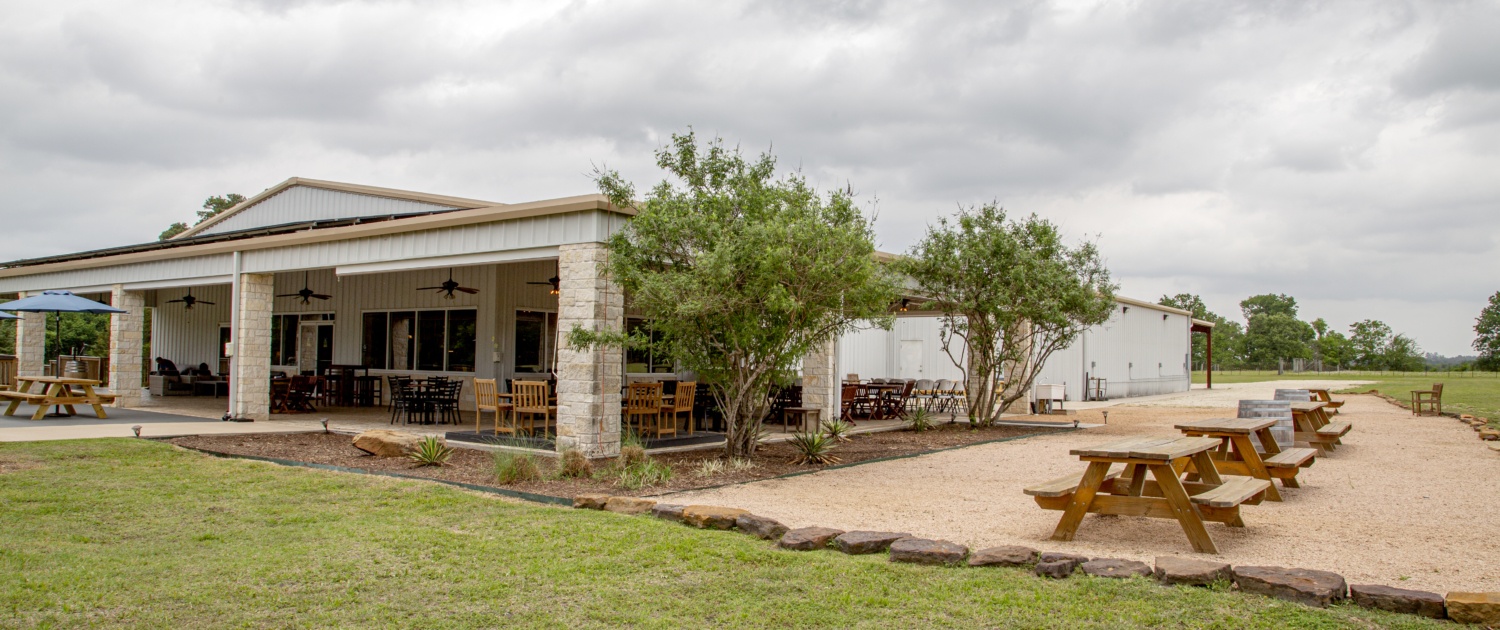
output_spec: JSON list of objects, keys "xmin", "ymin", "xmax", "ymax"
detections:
[
  {"xmin": 1024, "ymin": 468, "xmax": 1123, "ymax": 498},
  {"xmin": 1316, "ymin": 421, "xmax": 1351, "ymax": 438},
  {"xmin": 1191, "ymin": 477, "xmax": 1270, "ymax": 508},
  {"xmin": 1263, "ymin": 447, "xmax": 1317, "ymax": 469},
  {"xmin": 0, "ymin": 391, "xmax": 51, "ymax": 404}
]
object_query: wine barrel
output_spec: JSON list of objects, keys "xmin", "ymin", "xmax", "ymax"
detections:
[{"xmin": 1238, "ymin": 399, "xmax": 1294, "ymax": 450}]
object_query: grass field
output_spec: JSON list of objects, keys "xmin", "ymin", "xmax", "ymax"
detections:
[
  {"xmin": 0, "ymin": 439, "xmax": 1443, "ymax": 629},
  {"xmin": 1194, "ymin": 370, "xmax": 1500, "ymax": 427}
]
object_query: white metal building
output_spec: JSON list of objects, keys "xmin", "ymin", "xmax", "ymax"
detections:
[{"xmin": 837, "ymin": 296, "xmax": 1203, "ymax": 403}]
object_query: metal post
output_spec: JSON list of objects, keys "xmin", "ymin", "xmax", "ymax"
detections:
[{"xmin": 227, "ymin": 251, "xmax": 241, "ymax": 419}]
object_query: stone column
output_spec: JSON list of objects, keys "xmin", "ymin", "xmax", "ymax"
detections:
[
  {"xmin": 231, "ymin": 273, "xmax": 274, "ymax": 421},
  {"xmin": 108, "ymin": 285, "xmax": 146, "ymax": 407},
  {"xmin": 16, "ymin": 311, "xmax": 45, "ymax": 375},
  {"xmin": 801, "ymin": 337, "xmax": 839, "ymax": 426},
  {"xmin": 555, "ymin": 243, "xmax": 623, "ymax": 458}
]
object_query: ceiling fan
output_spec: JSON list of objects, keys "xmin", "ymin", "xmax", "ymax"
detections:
[
  {"xmin": 418, "ymin": 268, "xmax": 480, "ymax": 300},
  {"xmin": 527, "ymin": 262, "xmax": 560, "ymax": 295},
  {"xmin": 277, "ymin": 272, "xmax": 333, "ymax": 304},
  {"xmin": 166, "ymin": 288, "xmax": 214, "ymax": 310}
]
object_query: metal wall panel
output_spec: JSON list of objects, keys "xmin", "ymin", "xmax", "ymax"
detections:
[
  {"xmin": 150, "ymin": 283, "xmax": 233, "ymax": 371},
  {"xmin": 199, "ymin": 186, "xmax": 459, "ymax": 236},
  {"xmin": 835, "ymin": 318, "xmax": 967, "ymax": 383},
  {"xmin": 0, "ymin": 254, "xmax": 234, "ymax": 294},
  {"xmin": 240, "ymin": 210, "xmax": 626, "ymax": 274}
]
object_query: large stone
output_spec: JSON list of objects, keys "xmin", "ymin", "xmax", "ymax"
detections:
[
  {"xmin": 778, "ymin": 527, "xmax": 844, "ymax": 551},
  {"xmin": 736, "ymin": 514, "xmax": 789, "ymax": 540},
  {"xmin": 1034, "ymin": 558, "xmax": 1083, "ymax": 579},
  {"xmin": 682, "ymin": 505, "xmax": 749, "ymax": 530},
  {"xmin": 651, "ymin": 503, "xmax": 686, "ymax": 522},
  {"xmin": 1350, "ymin": 584, "xmax": 1445, "ymax": 619},
  {"xmin": 1479, "ymin": 429, "xmax": 1499, "ymax": 441},
  {"xmin": 352, "ymin": 430, "xmax": 428, "ymax": 457},
  {"xmin": 968, "ymin": 545, "xmax": 1039, "ymax": 567},
  {"xmin": 834, "ymin": 531, "xmax": 912, "ymax": 555},
  {"xmin": 1039, "ymin": 552, "xmax": 1089, "ymax": 565},
  {"xmin": 1446, "ymin": 592, "xmax": 1500, "ymax": 625},
  {"xmin": 1233, "ymin": 566, "xmax": 1347, "ymax": 608},
  {"xmin": 1081, "ymin": 558, "xmax": 1152, "ymax": 579},
  {"xmin": 603, "ymin": 496, "xmax": 656, "ymax": 515},
  {"xmin": 573, "ymin": 493, "xmax": 611, "ymax": 510},
  {"xmin": 889, "ymin": 537, "xmax": 968, "ymax": 565},
  {"xmin": 1154, "ymin": 556, "xmax": 1232, "ymax": 587}
]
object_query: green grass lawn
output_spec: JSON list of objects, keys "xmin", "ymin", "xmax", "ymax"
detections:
[
  {"xmin": 0, "ymin": 440, "xmax": 1446, "ymax": 628},
  {"xmin": 1194, "ymin": 370, "xmax": 1500, "ymax": 427}
]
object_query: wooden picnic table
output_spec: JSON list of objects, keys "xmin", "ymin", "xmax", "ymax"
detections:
[
  {"xmin": 1175, "ymin": 418, "xmax": 1319, "ymax": 501},
  {"xmin": 1290, "ymin": 401, "xmax": 1351, "ymax": 453},
  {"xmin": 1306, "ymin": 388, "xmax": 1344, "ymax": 413},
  {"xmin": 0, "ymin": 376, "xmax": 114, "ymax": 420},
  {"xmin": 1024, "ymin": 436, "xmax": 1271, "ymax": 554}
]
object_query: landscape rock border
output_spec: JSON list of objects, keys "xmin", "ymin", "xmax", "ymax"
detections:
[{"xmin": 575, "ymin": 493, "xmax": 1481, "ymax": 622}]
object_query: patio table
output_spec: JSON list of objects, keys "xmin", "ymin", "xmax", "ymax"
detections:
[
  {"xmin": 1024, "ymin": 436, "xmax": 1271, "ymax": 554},
  {"xmin": 1175, "ymin": 418, "xmax": 1290, "ymax": 501},
  {"xmin": 0, "ymin": 376, "xmax": 113, "ymax": 420},
  {"xmin": 1290, "ymin": 401, "xmax": 1350, "ymax": 453}
]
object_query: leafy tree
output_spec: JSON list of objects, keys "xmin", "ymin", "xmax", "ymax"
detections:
[
  {"xmin": 0, "ymin": 318, "xmax": 13, "ymax": 355},
  {"xmin": 903, "ymin": 203, "xmax": 1116, "ymax": 425},
  {"xmin": 573, "ymin": 131, "xmax": 899, "ymax": 459},
  {"xmin": 1475, "ymin": 291, "xmax": 1500, "ymax": 371},
  {"xmin": 1210, "ymin": 319, "xmax": 1247, "ymax": 369},
  {"xmin": 1318, "ymin": 330, "xmax": 1353, "ymax": 370},
  {"xmin": 1348, "ymin": 319, "xmax": 1394, "ymax": 369},
  {"xmin": 1240, "ymin": 293, "xmax": 1299, "ymax": 320},
  {"xmin": 1383, "ymin": 334, "xmax": 1424, "ymax": 372},
  {"xmin": 159, "ymin": 193, "xmax": 245, "ymax": 241},
  {"xmin": 1242, "ymin": 313, "xmax": 1314, "ymax": 369}
]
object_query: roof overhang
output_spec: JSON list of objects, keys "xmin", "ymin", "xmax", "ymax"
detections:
[
  {"xmin": 1191, "ymin": 318, "xmax": 1216, "ymax": 333},
  {"xmin": 1116, "ymin": 295, "xmax": 1193, "ymax": 317},
  {"xmin": 0, "ymin": 194, "xmax": 630, "ymax": 281}
]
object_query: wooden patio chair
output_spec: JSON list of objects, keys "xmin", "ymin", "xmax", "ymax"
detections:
[
  {"xmin": 512, "ymin": 380, "xmax": 555, "ymax": 436},
  {"xmin": 1411, "ymin": 383, "xmax": 1443, "ymax": 416},
  {"xmin": 839, "ymin": 383, "xmax": 859, "ymax": 425},
  {"xmin": 0, "ymin": 356, "xmax": 16, "ymax": 392},
  {"xmin": 664, "ymin": 381, "xmax": 697, "ymax": 435},
  {"xmin": 624, "ymin": 382, "xmax": 665, "ymax": 438},
  {"xmin": 473, "ymin": 378, "xmax": 516, "ymax": 436}
]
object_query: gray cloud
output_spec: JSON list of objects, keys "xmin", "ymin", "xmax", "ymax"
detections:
[{"xmin": 1, "ymin": 0, "xmax": 1497, "ymax": 354}]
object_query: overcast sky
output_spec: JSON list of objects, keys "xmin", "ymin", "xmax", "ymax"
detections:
[{"xmin": 2, "ymin": 0, "xmax": 1497, "ymax": 355}]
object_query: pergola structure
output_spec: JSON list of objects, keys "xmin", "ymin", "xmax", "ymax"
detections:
[{"xmin": 1191, "ymin": 318, "xmax": 1215, "ymax": 389}]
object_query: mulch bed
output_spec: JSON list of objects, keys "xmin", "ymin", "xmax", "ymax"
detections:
[{"xmin": 169, "ymin": 422, "xmax": 1061, "ymax": 499}]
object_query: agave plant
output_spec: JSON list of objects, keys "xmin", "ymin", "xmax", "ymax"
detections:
[
  {"xmin": 408, "ymin": 436, "xmax": 454, "ymax": 467},
  {"xmin": 821, "ymin": 418, "xmax": 854, "ymax": 442},
  {"xmin": 788, "ymin": 431, "xmax": 841, "ymax": 466},
  {"xmin": 906, "ymin": 407, "xmax": 936, "ymax": 433}
]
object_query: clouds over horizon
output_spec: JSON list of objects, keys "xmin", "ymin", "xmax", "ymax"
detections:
[{"xmin": 1, "ymin": 0, "xmax": 1496, "ymax": 354}]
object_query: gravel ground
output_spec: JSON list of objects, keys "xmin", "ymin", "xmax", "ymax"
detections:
[{"xmin": 670, "ymin": 392, "xmax": 1500, "ymax": 593}]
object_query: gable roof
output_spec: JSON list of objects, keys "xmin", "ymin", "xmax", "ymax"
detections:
[{"xmin": 173, "ymin": 177, "xmax": 503, "ymax": 240}]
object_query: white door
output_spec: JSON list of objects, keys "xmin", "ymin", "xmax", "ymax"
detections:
[{"xmin": 899, "ymin": 340, "xmax": 924, "ymax": 380}]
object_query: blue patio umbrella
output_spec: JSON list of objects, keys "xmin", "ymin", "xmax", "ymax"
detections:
[
  {"xmin": 0, "ymin": 289, "xmax": 125, "ymax": 374},
  {"xmin": 0, "ymin": 311, "xmax": 16, "ymax": 320}
]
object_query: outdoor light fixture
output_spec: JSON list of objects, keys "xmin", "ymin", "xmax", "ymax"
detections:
[
  {"xmin": 898, "ymin": 299, "xmax": 910, "ymax": 312},
  {"xmin": 131, "ymin": 425, "xmax": 142, "ymax": 438},
  {"xmin": 1102, "ymin": 411, "xmax": 1109, "ymax": 424},
  {"xmin": 320, "ymin": 418, "xmax": 329, "ymax": 433},
  {"xmin": 1073, "ymin": 418, "xmax": 1080, "ymax": 428}
]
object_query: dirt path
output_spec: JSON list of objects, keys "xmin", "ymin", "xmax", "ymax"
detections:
[{"xmin": 670, "ymin": 394, "xmax": 1500, "ymax": 593}]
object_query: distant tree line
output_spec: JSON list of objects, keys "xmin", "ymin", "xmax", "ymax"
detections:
[
  {"xmin": 158, "ymin": 193, "xmax": 245, "ymax": 241},
  {"xmin": 1159, "ymin": 293, "xmax": 1427, "ymax": 372}
]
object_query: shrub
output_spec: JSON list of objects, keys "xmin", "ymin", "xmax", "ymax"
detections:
[
  {"xmin": 557, "ymin": 447, "xmax": 594, "ymax": 479},
  {"xmin": 618, "ymin": 458, "xmax": 673, "ymax": 490},
  {"xmin": 821, "ymin": 418, "xmax": 853, "ymax": 442},
  {"xmin": 695, "ymin": 458, "xmax": 726, "ymax": 478},
  {"xmin": 619, "ymin": 444, "xmax": 648, "ymax": 469},
  {"xmin": 788, "ymin": 431, "xmax": 841, "ymax": 466},
  {"xmin": 728, "ymin": 457, "xmax": 756, "ymax": 472},
  {"xmin": 493, "ymin": 450, "xmax": 541, "ymax": 484},
  {"xmin": 906, "ymin": 407, "xmax": 936, "ymax": 433},
  {"xmin": 408, "ymin": 436, "xmax": 454, "ymax": 467}
]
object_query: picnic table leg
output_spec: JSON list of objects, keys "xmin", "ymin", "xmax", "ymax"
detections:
[
  {"xmin": 1049, "ymin": 461, "xmax": 1112, "ymax": 542},
  {"xmin": 4, "ymin": 398, "xmax": 19, "ymax": 416},
  {"xmin": 1228, "ymin": 435, "xmax": 1282, "ymax": 500},
  {"xmin": 1125, "ymin": 464, "xmax": 1147, "ymax": 497},
  {"xmin": 1254, "ymin": 427, "xmax": 1301, "ymax": 488},
  {"xmin": 1149, "ymin": 463, "xmax": 1218, "ymax": 554}
]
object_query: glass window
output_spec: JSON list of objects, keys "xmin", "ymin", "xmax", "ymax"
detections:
[
  {"xmin": 416, "ymin": 311, "xmax": 446, "ymax": 371},
  {"xmin": 389, "ymin": 311, "xmax": 415, "ymax": 371},
  {"xmin": 625, "ymin": 318, "xmax": 670, "ymax": 373},
  {"xmin": 270, "ymin": 314, "xmax": 299, "ymax": 367},
  {"xmin": 446, "ymin": 310, "xmax": 477, "ymax": 373},
  {"xmin": 219, "ymin": 326, "xmax": 232, "ymax": 359},
  {"xmin": 362, "ymin": 312, "xmax": 388, "ymax": 369},
  {"xmin": 514, "ymin": 310, "xmax": 556, "ymax": 374}
]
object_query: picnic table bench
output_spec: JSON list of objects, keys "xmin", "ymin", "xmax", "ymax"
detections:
[
  {"xmin": 1307, "ymin": 388, "xmax": 1344, "ymax": 413},
  {"xmin": 1023, "ymin": 436, "xmax": 1271, "ymax": 554},
  {"xmin": 1289, "ymin": 401, "xmax": 1351, "ymax": 454},
  {"xmin": 1175, "ymin": 418, "xmax": 1319, "ymax": 499},
  {"xmin": 0, "ymin": 376, "xmax": 115, "ymax": 420}
]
